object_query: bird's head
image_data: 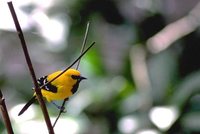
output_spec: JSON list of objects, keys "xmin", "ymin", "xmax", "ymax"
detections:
[{"xmin": 66, "ymin": 69, "xmax": 87, "ymax": 82}]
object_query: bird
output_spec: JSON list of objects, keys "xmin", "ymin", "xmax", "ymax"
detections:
[{"xmin": 18, "ymin": 68, "xmax": 86, "ymax": 116}]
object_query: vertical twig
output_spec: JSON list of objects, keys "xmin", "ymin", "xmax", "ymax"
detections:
[
  {"xmin": 52, "ymin": 42, "xmax": 95, "ymax": 128},
  {"xmin": 53, "ymin": 23, "xmax": 92, "ymax": 127},
  {"xmin": 7, "ymin": 2, "xmax": 54, "ymax": 134},
  {"xmin": 40, "ymin": 42, "xmax": 95, "ymax": 90},
  {"xmin": 0, "ymin": 89, "xmax": 14, "ymax": 134},
  {"xmin": 52, "ymin": 98, "xmax": 66, "ymax": 127},
  {"xmin": 76, "ymin": 21, "xmax": 90, "ymax": 69}
]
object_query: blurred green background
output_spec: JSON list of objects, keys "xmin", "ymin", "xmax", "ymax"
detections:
[{"xmin": 1, "ymin": 0, "xmax": 200, "ymax": 134}]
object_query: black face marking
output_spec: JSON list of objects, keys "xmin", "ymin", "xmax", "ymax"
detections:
[
  {"xmin": 71, "ymin": 82, "xmax": 80, "ymax": 94},
  {"xmin": 37, "ymin": 76, "xmax": 57, "ymax": 93},
  {"xmin": 71, "ymin": 75, "xmax": 80, "ymax": 80},
  {"xmin": 71, "ymin": 78, "xmax": 84, "ymax": 94}
]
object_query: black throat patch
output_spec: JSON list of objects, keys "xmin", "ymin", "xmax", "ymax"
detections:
[{"xmin": 71, "ymin": 80, "xmax": 81, "ymax": 94}]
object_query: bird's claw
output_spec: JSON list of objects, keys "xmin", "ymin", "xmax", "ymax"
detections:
[{"xmin": 58, "ymin": 106, "xmax": 66, "ymax": 113}]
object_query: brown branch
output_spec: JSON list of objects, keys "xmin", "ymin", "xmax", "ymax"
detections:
[
  {"xmin": 0, "ymin": 90, "xmax": 14, "ymax": 134},
  {"xmin": 7, "ymin": 2, "xmax": 54, "ymax": 134}
]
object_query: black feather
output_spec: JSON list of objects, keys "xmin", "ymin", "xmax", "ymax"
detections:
[
  {"xmin": 37, "ymin": 76, "xmax": 57, "ymax": 93},
  {"xmin": 18, "ymin": 96, "xmax": 36, "ymax": 116}
]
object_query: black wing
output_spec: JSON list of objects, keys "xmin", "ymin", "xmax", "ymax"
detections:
[{"xmin": 37, "ymin": 76, "xmax": 58, "ymax": 93}]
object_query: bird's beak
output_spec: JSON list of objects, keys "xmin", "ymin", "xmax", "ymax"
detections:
[{"xmin": 80, "ymin": 76, "xmax": 87, "ymax": 80}]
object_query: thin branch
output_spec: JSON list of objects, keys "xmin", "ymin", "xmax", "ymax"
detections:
[
  {"xmin": 0, "ymin": 89, "xmax": 14, "ymax": 134},
  {"xmin": 52, "ymin": 98, "xmax": 68, "ymax": 127},
  {"xmin": 7, "ymin": 2, "xmax": 54, "ymax": 134},
  {"xmin": 76, "ymin": 21, "xmax": 90, "ymax": 69},
  {"xmin": 40, "ymin": 42, "xmax": 95, "ymax": 90},
  {"xmin": 52, "ymin": 42, "xmax": 95, "ymax": 127},
  {"xmin": 53, "ymin": 23, "xmax": 93, "ymax": 127}
]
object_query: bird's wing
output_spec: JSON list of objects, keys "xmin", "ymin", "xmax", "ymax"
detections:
[{"xmin": 37, "ymin": 75, "xmax": 58, "ymax": 93}]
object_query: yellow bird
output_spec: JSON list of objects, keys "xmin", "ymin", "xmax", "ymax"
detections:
[{"xmin": 18, "ymin": 68, "xmax": 86, "ymax": 116}]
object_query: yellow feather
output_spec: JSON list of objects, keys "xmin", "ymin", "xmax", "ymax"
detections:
[
  {"xmin": 18, "ymin": 68, "xmax": 84, "ymax": 116},
  {"xmin": 41, "ymin": 69, "xmax": 80, "ymax": 102}
]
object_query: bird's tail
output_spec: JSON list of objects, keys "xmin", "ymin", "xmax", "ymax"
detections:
[{"xmin": 18, "ymin": 96, "xmax": 36, "ymax": 116}]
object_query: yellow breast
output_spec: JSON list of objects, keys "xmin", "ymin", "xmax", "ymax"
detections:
[{"xmin": 41, "ymin": 69, "xmax": 79, "ymax": 102}]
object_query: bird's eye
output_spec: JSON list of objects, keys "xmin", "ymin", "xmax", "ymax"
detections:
[{"xmin": 71, "ymin": 75, "xmax": 80, "ymax": 80}]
